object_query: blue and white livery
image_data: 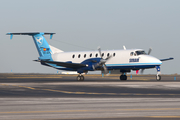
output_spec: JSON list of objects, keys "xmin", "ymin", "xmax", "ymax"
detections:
[{"xmin": 7, "ymin": 32, "xmax": 174, "ymax": 81}]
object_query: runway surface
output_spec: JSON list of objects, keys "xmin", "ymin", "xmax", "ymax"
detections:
[{"xmin": 0, "ymin": 74, "xmax": 180, "ymax": 120}]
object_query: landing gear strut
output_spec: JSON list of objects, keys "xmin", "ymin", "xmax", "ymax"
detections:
[
  {"xmin": 77, "ymin": 74, "xmax": 84, "ymax": 81},
  {"xmin": 156, "ymin": 66, "xmax": 161, "ymax": 81},
  {"xmin": 120, "ymin": 74, "xmax": 127, "ymax": 80}
]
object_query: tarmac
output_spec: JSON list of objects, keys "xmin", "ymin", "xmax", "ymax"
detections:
[{"xmin": 0, "ymin": 73, "xmax": 180, "ymax": 120}]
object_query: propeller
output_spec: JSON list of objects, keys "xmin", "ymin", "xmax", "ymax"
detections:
[
  {"xmin": 140, "ymin": 47, "xmax": 152, "ymax": 74},
  {"xmin": 94, "ymin": 47, "xmax": 112, "ymax": 74}
]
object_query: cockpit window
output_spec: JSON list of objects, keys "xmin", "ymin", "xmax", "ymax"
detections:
[
  {"xmin": 135, "ymin": 51, "xmax": 146, "ymax": 55},
  {"xmin": 130, "ymin": 52, "xmax": 134, "ymax": 56}
]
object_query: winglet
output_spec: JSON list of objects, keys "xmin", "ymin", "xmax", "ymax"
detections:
[
  {"xmin": 50, "ymin": 34, "xmax": 53, "ymax": 39},
  {"xmin": 6, "ymin": 33, "xmax": 13, "ymax": 39},
  {"xmin": 10, "ymin": 34, "xmax": 13, "ymax": 39}
]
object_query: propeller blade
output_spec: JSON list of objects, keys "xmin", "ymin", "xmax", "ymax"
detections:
[
  {"xmin": 100, "ymin": 59, "xmax": 106, "ymax": 64},
  {"xmin": 98, "ymin": 47, "xmax": 102, "ymax": 58},
  {"xmin": 140, "ymin": 69, "xmax": 145, "ymax": 74},
  {"xmin": 103, "ymin": 64, "xmax": 108, "ymax": 74},
  {"xmin": 148, "ymin": 48, "xmax": 152, "ymax": 55},
  {"xmin": 105, "ymin": 55, "xmax": 112, "ymax": 60}
]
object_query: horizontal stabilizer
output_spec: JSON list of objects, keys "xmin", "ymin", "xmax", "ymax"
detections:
[
  {"xmin": 7, "ymin": 32, "xmax": 55, "ymax": 39},
  {"xmin": 7, "ymin": 32, "xmax": 55, "ymax": 35},
  {"xmin": 34, "ymin": 60, "xmax": 87, "ymax": 69},
  {"xmin": 160, "ymin": 57, "xmax": 174, "ymax": 61}
]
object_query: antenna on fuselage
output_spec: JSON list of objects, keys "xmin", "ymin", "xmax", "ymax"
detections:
[{"xmin": 123, "ymin": 46, "xmax": 126, "ymax": 50}]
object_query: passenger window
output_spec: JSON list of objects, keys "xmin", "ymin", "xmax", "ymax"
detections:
[
  {"xmin": 90, "ymin": 53, "xmax": 92, "ymax": 57},
  {"xmin": 102, "ymin": 53, "xmax": 104, "ymax": 57},
  {"xmin": 130, "ymin": 52, "xmax": 133, "ymax": 56},
  {"xmin": 72, "ymin": 54, "xmax": 75, "ymax": 58},
  {"xmin": 107, "ymin": 53, "xmax": 110, "ymax": 57},
  {"xmin": 84, "ymin": 54, "xmax": 86, "ymax": 58},
  {"xmin": 78, "ymin": 54, "xmax": 81, "ymax": 58},
  {"xmin": 95, "ymin": 53, "xmax": 98, "ymax": 57},
  {"xmin": 113, "ymin": 53, "xmax": 115, "ymax": 57}
]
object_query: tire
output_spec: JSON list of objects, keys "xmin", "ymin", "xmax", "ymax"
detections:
[
  {"xmin": 156, "ymin": 75, "xmax": 161, "ymax": 81},
  {"xmin": 124, "ymin": 75, "xmax": 127, "ymax": 80},
  {"xmin": 120, "ymin": 75, "xmax": 127, "ymax": 80},
  {"xmin": 120, "ymin": 75, "xmax": 123, "ymax": 80},
  {"xmin": 80, "ymin": 76, "xmax": 84, "ymax": 81},
  {"xmin": 77, "ymin": 75, "xmax": 84, "ymax": 81},
  {"xmin": 77, "ymin": 76, "xmax": 81, "ymax": 81}
]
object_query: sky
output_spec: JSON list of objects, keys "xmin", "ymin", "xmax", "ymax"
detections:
[{"xmin": 0, "ymin": 0, "xmax": 179, "ymax": 74}]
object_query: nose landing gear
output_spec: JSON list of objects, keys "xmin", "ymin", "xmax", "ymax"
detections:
[
  {"xmin": 156, "ymin": 66, "xmax": 161, "ymax": 81},
  {"xmin": 156, "ymin": 74, "xmax": 161, "ymax": 81}
]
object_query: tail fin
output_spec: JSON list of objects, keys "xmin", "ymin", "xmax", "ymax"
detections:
[{"xmin": 7, "ymin": 32, "xmax": 57, "ymax": 60}]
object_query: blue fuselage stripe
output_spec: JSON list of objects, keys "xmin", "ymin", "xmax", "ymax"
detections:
[{"xmin": 106, "ymin": 63, "xmax": 162, "ymax": 66}]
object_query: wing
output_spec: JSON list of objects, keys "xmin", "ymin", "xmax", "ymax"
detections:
[
  {"xmin": 34, "ymin": 60, "xmax": 87, "ymax": 69},
  {"xmin": 160, "ymin": 57, "xmax": 174, "ymax": 61}
]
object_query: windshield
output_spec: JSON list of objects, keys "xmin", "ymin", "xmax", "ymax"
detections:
[{"xmin": 135, "ymin": 51, "xmax": 147, "ymax": 55}]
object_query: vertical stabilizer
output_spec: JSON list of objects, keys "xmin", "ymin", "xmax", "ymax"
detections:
[
  {"xmin": 32, "ymin": 34, "xmax": 52, "ymax": 58},
  {"xmin": 7, "ymin": 32, "xmax": 55, "ymax": 60}
]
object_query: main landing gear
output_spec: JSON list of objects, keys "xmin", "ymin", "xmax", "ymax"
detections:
[
  {"xmin": 77, "ymin": 74, "xmax": 84, "ymax": 81},
  {"xmin": 120, "ymin": 73, "xmax": 127, "ymax": 80}
]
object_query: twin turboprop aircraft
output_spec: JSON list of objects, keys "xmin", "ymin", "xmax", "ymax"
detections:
[{"xmin": 7, "ymin": 32, "xmax": 173, "ymax": 81}]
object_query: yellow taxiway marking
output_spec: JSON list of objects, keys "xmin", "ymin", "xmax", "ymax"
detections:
[
  {"xmin": 1, "ymin": 83, "xmax": 180, "ymax": 96},
  {"xmin": 117, "ymin": 108, "xmax": 180, "ymax": 111},
  {"xmin": 0, "ymin": 84, "xmax": 9, "ymax": 86},
  {"xmin": 0, "ymin": 110, "xmax": 89, "ymax": 114},
  {"xmin": 147, "ymin": 116, "xmax": 180, "ymax": 118},
  {"xmin": 0, "ymin": 108, "xmax": 180, "ymax": 114},
  {"xmin": 75, "ymin": 92, "xmax": 86, "ymax": 94}
]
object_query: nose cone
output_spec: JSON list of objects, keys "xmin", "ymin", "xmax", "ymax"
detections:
[{"xmin": 140, "ymin": 55, "xmax": 162, "ymax": 65}]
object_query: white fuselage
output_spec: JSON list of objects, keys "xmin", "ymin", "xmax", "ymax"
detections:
[{"xmin": 51, "ymin": 49, "xmax": 162, "ymax": 70}]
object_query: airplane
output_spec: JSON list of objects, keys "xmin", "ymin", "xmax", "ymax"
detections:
[{"xmin": 7, "ymin": 32, "xmax": 174, "ymax": 81}]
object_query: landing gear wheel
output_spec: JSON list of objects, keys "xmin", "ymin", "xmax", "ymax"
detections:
[
  {"xmin": 77, "ymin": 76, "xmax": 81, "ymax": 81},
  {"xmin": 80, "ymin": 76, "xmax": 84, "ymax": 81},
  {"xmin": 156, "ymin": 75, "xmax": 161, "ymax": 81},
  {"xmin": 77, "ymin": 75, "xmax": 84, "ymax": 81},
  {"xmin": 120, "ymin": 75, "xmax": 127, "ymax": 80}
]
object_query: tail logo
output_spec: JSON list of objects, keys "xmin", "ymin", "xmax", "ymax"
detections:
[{"xmin": 35, "ymin": 37, "xmax": 43, "ymax": 45}]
